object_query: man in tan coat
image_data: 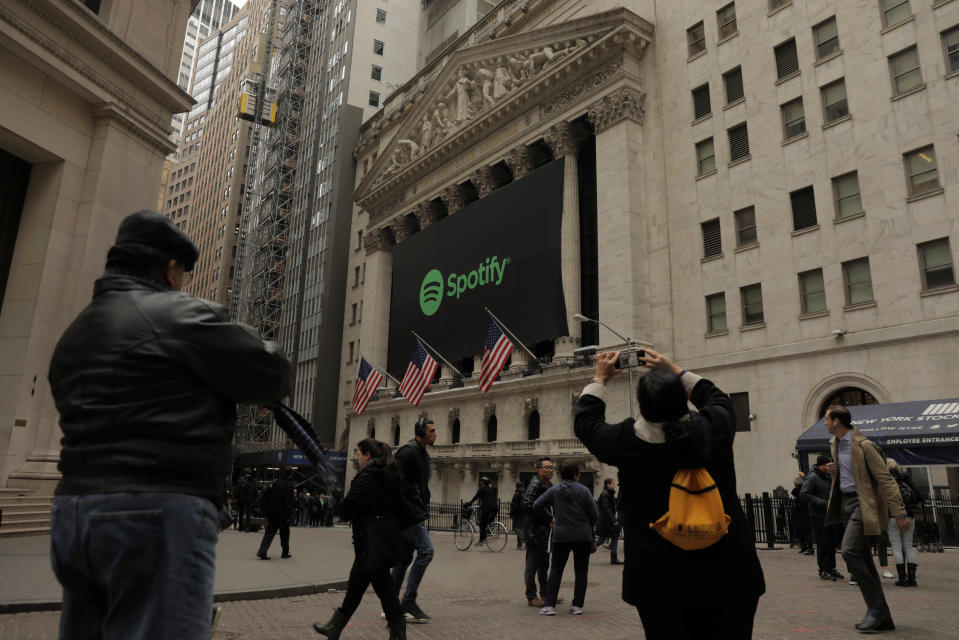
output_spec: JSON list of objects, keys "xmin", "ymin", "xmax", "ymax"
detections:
[{"xmin": 823, "ymin": 405, "xmax": 909, "ymax": 634}]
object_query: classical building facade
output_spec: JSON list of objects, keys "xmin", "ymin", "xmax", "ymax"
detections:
[{"xmin": 0, "ymin": 0, "xmax": 193, "ymax": 491}]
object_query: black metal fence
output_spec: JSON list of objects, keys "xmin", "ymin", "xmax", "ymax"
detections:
[{"xmin": 426, "ymin": 500, "xmax": 518, "ymax": 532}]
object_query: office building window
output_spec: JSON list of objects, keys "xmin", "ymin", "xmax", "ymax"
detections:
[
  {"xmin": 889, "ymin": 46, "xmax": 922, "ymax": 95},
  {"xmin": 903, "ymin": 146, "xmax": 940, "ymax": 196},
  {"xmin": 881, "ymin": 0, "xmax": 911, "ymax": 28},
  {"xmin": 790, "ymin": 186, "xmax": 817, "ymax": 231},
  {"xmin": 702, "ymin": 218, "xmax": 722, "ymax": 258},
  {"xmin": 723, "ymin": 66, "xmax": 744, "ymax": 104},
  {"xmin": 696, "ymin": 138, "xmax": 716, "ymax": 176},
  {"xmin": 781, "ymin": 98, "xmax": 806, "ymax": 140},
  {"xmin": 735, "ymin": 206, "xmax": 757, "ymax": 247},
  {"xmin": 371, "ymin": 65, "xmax": 382, "ymax": 81},
  {"xmin": 373, "ymin": 39, "xmax": 384, "ymax": 56},
  {"xmin": 917, "ymin": 238, "xmax": 956, "ymax": 290},
  {"xmin": 813, "ymin": 17, "xmax": 840, "ymax": 59},
  {"xmin": 728, "ymin": 123, "xmax": 750, "ymax": 162},
  {"xmin": 707, "ymin": 293, "xmax": 727, "ymax": 332},
  {"xmin": 821, "ymin": 79, "xmax": 849, "ymax": 123},
  {"xmin": 843, "ymin": 258, "xmax": 874, "ymax": 305},
  {"xmin": 717, "ymin": 3, "xmax": 737, "ymax": 40},
  {"xmin": 799, "ymin": 269, "xmax": 827, "ymax": 314},
  {"xmin": 692, "ymin": 83, "xmax": 711, "ymax": 120},
  {"xmin": 774, "ymin": 38, "xmax": 799, "ymax": 79},
  {"xmin": 832, "ymin": 172, "xmax": 863, "ymax": 218},
  {"xmin": 731, "ymin": 392, "xmax": 751, "ymax": 431},
  {"xmin": 688, "ymin": 21, "xmax": 706, "ymax": 57},
  {"xmin": 376, "ymin": 8, "xmax": 386, "ymax": 24},
  {"xmin": 369, "ymin": 91, "xmax": 380, "ymax": 107},
  {"xmin": 942, "ymin": 26, "xmax": 959, "ymax": 74},
  {"xmin": 741, "ymin": 284, "xmax": 764, "ymax": 325}
]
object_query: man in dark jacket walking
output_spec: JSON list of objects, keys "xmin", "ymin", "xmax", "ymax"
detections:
[
  {"xmin": 467, "ymin": 477, "xmax": 498, "ymax": 545},
  {"xmin": 522, "ymin": 457, "xmax": 555, "ymax": 607},
  {"xmin": 802, "ymin": 454, "xmax": 843, "ymax": 580},
  {"xmin": 510, "ymin": 482, "xmax": 527, "ymax": 549},
  {"xmin": 236, "ymin": 468, "xmax": 258, "ymax": 532},
  {"xmin": 257, "ymin": 468, "xmax": 296, "ymax": 559},
  {"xmin": 595, "ymin": 478, "xmax": 623, "ymax": 564},
  {"xmin": 48, "ymin": 210, "xmax": 291, "ymax": 639}
]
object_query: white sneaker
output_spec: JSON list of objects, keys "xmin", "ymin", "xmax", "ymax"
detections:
[
  {"xmin": 881, "ymin": 568, "xmax": 895, "ymax": 579},
  {"xmin": 539, "ymin": 606, "xmax": 555, "ymax": 616},
  {"xmin": 569, "ymin": 606, "xmax": 583, "ymax": 615}
]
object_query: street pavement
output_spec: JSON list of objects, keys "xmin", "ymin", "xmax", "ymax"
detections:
[{"xmin": 1, "ymin": 526, "xmax": 958, "ymax": 639}]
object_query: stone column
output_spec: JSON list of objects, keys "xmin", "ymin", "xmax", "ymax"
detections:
[
  {"xmin": 544, "ymin": 121, "xmax": 588, "ymax": 358},
  {"xmin": 507, "ymin": 347, "xmax": 529, "ymax": 374},
  {"xmin": 441, "ymin": 184, "xmax": 466, "ymax": 215},
  {"xmin": 414, "ymin": 201, "xmax": 441, "ymax": 230},
  {"xmin": 504, "ymin": 146, "xmax": 534, "ymax": 181},
  {"xmin": 361, "ymin": 227, "xmax": 394, "ymax": 388},
  {"xmin": 587, "ymin": 87, "xmax": 648, "ymax": 345},
  {"xmin": 471, "ymin": 166, "xmax": 496, "ymax": 198}
]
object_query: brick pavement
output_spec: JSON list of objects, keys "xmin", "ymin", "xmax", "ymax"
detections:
[{"xmin": 2, "ymin": 530, "xmax": 957, "ymax": 639}]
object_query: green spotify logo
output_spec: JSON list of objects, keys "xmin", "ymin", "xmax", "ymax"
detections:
[{"xmin": 419, "ymin": 269, "xmax": 444, "ymax": 316}]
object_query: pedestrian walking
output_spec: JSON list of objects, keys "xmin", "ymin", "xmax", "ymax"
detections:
[
  {"xmin": 236, "ymin": 468, "xmax": 258, "ymax": 532},
  {"xmin": 801, "ymin": 454, "xmax": 844, "ymax": 581},
  {"xmin": 325, "ymin": 494, "xmax": 336, "ymax": 527},
  {"xmin": 313, "ymin": 439, "xmax": 407, "ymax": 640},
  {"xmin": 886, "ymin": 458, "xmax": 921, "ymax": 587},
  {"xmin": 48, "ymin": 210, "xmax": 291, "ymax": 639},
  {"xmin": 533, "ymin": 461, "xmax": 598, "ymax": 616},
  {"xmin": 594, "ymin": 477, "xmax": 623, "ymax": 564},
  {"xmin": 522, "ymin": 457, "xmax": 555, "ymax": 608},
  {"xmin": 791, "ymin": 472, "xmax": 813, "ymax": 554},
  {"xmin": 390, "ymin": 417, "xmax": 437, "ymax": 623},
  {"xmin": 510, "ymin": 482, "xmax": 527, "ymax": 550},
  {"xmin": 822, "ymin": 404, "xmax": 910, "ymax": 633},
  {"xmin": 467, "ymin": 477, "xmax": 498, "ymax": 545},
  {"xmin": 574, "ymin": 348, "xmax": 765, "ymax": 640},
  {"xmin": 257, "ymin": 467, "xmax": 295, "ymax": 560}
]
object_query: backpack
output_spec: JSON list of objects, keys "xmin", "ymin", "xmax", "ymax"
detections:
[
  {"xmin": 896, "ymin": 476, "xmax": 920, "ymax": 508},
  {"xmin": 650, "ymin": 468, "xmax": 731, "ymax": 551}
]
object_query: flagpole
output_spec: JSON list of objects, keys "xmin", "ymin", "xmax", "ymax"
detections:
[
  {"xmin": 359, "ymin": 353, "xmax": 402, "ymax": 387},
  {"xmin": 484, "ymin": 307, "xmax": 539, "ymax": 361},
  {"xmin": 410, "ymin": 331, "xmax": 463, "ymax": 377}
]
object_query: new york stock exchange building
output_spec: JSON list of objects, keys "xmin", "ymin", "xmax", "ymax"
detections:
[{"xmin": 336, "ymin": 0, "xmax": 959, "ymax": 505}]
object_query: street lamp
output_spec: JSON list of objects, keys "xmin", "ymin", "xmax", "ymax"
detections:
[{"xmin": 572, "ymin": 314, "xmax": 636, "ymax": 418}]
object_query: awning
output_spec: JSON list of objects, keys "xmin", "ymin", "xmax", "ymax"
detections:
[{"xmin": 796, "ymin": 398, "xmax": 959, "ymax": 466}]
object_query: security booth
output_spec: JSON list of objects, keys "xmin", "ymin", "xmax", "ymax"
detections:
[{"xmin": 796, "ymin": 398, "xmax": 959, "ymax": 547}]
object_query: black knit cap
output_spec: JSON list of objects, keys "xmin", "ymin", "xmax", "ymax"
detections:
[
  {"xmin": 115, "ymin": 209, "xmax": 199, "ymax": 271},
  {"xmin": 816, "ymin": 454, "xmax": 833, "ymax": 466}
]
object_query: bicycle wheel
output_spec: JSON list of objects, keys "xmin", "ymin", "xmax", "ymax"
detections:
[
  {"xmin": 454, "ymin": 522, "xmax": 474, "ymax": 550},
  {"xmin": 485, "ymin": 522, "xmax": 508, "ymax": 552}
]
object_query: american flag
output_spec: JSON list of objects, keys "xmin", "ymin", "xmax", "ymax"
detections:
[
  {"xmin": 399, "ymin": 341, "xmax": 438, "ymax": 406},
  {"xmin": 478, "ymin": 321, "xmax": 514, "ymax": 393},
  {"xmin": 351, "ymin": 358, "xmax": 383, "ymax": 415}
]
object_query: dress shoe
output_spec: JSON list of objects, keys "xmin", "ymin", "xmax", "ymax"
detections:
[
  {"xmin": 855, "ymin": 607, "xmax": 894, "ymax": 633},
  {"xmin": 528, "ymin": 598, "xmax": 545, "ymax": 607},
  {"xmin": 256, "ymin": 551, "xmax": 269, "ymax": 560},
  {"xmin": 281, "ymin": 552, "xmax": 293, "ymax": 558}
]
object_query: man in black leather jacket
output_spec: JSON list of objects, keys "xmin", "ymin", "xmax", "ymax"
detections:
[
  {"xmin": 48, "ymin": 210, "xmax": 291, "ymax": 640},
  {"xmin": 802, "ymin": 454, "xmax": 843, "ymax": 580},
  {"xmin": 522, "ymin": 456, "xmax": 554, "ymax": 607}
]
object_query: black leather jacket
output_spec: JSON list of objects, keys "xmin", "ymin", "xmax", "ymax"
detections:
[
  {"xmin": 395, "ymin": 439, "xmax": 431, "ymax": 504},
  {"xmin": 49, "ymin": 274, "xmax": 291, "ymax": 503},
  {"xmin": 523, "ymin": 474, "xmax": 552, "ymax": 545},
  {"xmin": 801, "ymin": 468, "xmax": 832, "ymax": 520}
]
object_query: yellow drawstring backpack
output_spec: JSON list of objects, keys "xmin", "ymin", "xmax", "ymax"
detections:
[{"xmin": 650, "ymin": 467, "xmax": 731, "ymax": 550}]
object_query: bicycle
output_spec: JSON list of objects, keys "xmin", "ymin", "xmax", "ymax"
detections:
[{"xmin": 454, "ymin": 504, "xmax": 508, "ymax": 552}]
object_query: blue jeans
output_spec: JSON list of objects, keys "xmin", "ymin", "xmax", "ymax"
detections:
[
  {"xmin": 391, "ymin": 522, "xmax": 434, "ymax": 601},
  {"xmin": 51, "ymin": 493, "xmax": 219, "ymax": 640}
]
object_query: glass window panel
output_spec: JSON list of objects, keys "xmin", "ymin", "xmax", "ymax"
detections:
[
  {"xmin": 718, "ymin": 4, "xmax": 737, "ymax": 40},
  {"xmin": 697, "ymin": 138, "xmax": 715, "ymax": 175},
  {"xmin": 844, "ymin": 259, "xmax": 874, "ymax": 304},
  {"xmin": 688, "ymin": 22, "xmax": 706, "ymax": 56},
  {"xmin": 882, "ymin": 0, "xmax": 911, "ymax": 27},
  {"xmin": 708, "ymin": 294, "xmax": 727, "ymax": 332},
  {"xmin": 735, "ymin": 207, "xmax": 757, "ymax": 247},
  {"xmin": 800, "ymin": 270, "xmax": 827, "ymax": 313},
  {"xmin": 814, "ymin": 18, "xmax": 840, "ymax": 59},
  {"xmin": 742, "ymin": 284, "xmax": 764, "ymax": 325},
  {"xmin": 905, "ymin": 147, "xmax": 940, "ymax": 195},
  {"xmin": 945, "ymin": 27, "xmax": 959, "ymax": 73}
]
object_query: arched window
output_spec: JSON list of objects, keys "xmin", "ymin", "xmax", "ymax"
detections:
[
  {"xmin": 818, "ymin": 387, "xmax": 878, "ymax": 418},
  {"xmin": 487, "ymin": 415, "xmax": 498, "ymax": 442},
  {"xmin": 528, "ymin": 410, "xmax": 540, "ymax": 440},
  {"xmin": 451, "ymin": 418, "xmax": 460, "ymax": 444},
  {"xmin": 393, "ymin": 425, "xmax": 400, "ymax": 446}
]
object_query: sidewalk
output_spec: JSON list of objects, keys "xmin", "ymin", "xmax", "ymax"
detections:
[{"xmin": 0, "ymin": 525, "xmax": 357, "ymax": 613}]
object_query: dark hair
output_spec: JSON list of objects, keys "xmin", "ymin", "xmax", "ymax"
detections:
[
  {"xmin": 826, "ymin": 405, "xmax": 852, "ymax": 428},
  {"xmin": 603, "ymin": 477, "xmax": 614, "ymax": 488},
  {"xmin": 559, "ymin": 461, "xmax": 579, "ymax": 481},
  {"xmin": 356, "ymin": 438, "xmax": 403, "ymax": 484},
  {"xmin": 414, "ymin": 417, "xmax": 434, "ymax": 438},
  {"xmin": 816, "ymin": 453, "xmax": 833, "ymax": 467},
  {"xmin": 535, "ymin": 456, "xmax": 553, "ymax": 469},
  {"xmin": 637, "ymin": 369, "xmax": 688, "ymax": 423},
  {"xmin": 105, "ymin": 244, "xmax": 179, "ymax": 283}
]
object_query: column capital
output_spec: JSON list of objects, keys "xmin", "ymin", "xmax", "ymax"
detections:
[
  {"xmin": 544, "ymin": 121, "xmax": 588, "ymax": 158},
  {"xmin": 471, "ymin": 166, "xmax": 497, "ymax": 198},
  {"xmin": 414, "ymin": 201, "xmax": 442, "ymax": 229},
  {"xmin": 441, "ymin": 184, "xmax": 466, "ymax": 214},
  {"xmin": 363, "ymin": 227, "xmax": 393, "ymax": 254},
  {"xmin": 504, "ymin": 146, "xmax": 534, "ymax": 180},
  {"xmin": 587, "ymin": 86, "xmax": 647, "ymax": 134}
]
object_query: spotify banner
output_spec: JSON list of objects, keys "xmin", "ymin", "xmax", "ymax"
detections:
[{"xmin": 387, "ymin": 159, "xmax": 567, "ymax": 374}]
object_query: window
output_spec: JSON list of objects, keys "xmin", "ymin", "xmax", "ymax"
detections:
[
  {"xmin": 692, "ymin": 83, "xmax": 711, "ymax": 120},
  {"xmin": 918, "ymin": 238, "xmax": 956, "ymax": 290},
  {"xmin": 723, "ymin": 66, "xmax": 744, "ymax": 104},
  {"xmin": 376, "ymin": 8, "xmax": 386, "ymax": 24},
  {"xmin": 373, "ymin": 39, "xmax": 384, "ymax": 56},
  {"xmin": 889, "ymin": 47, "xmax": 922, "ymax": 95},
  {"xmin": 348, "ymin": 341, "xmax": 354, "ymax": 363},
  {"xmin": 393, "ymin": 425, "xmax": 400, "ymax": 446},
  {"xmin": 528, "ymin": 410, "xmax": 540, "ymax": 440},
  {"xmin": 696, "ymin": 138, "xmax": 716, "ymax": 176},
  {"xmin": 880, "ymin": 0, "xmax": 911, "ymax": 28},
  {"xmin": 799, "ymin": 269, "xmax": 827, "ymax": 314},
  {"xmin": 354, "ymin": 265, "xmax": 360, "ymax": 287},
  {"xmin": 843, "ymin": 258, "xmax": 874, "ymax": 305},
  {"xmin": 774, "ymin": 39, "xmax": 799, "ymax": 79},
  {"xmin": 451, "ymin": 418, "xmax": 461, "ymax": 444},
  {"xmin": 821, "ymin": 79, "xmax": 849, "ymax": 123},
  {"xmin": 717, "ymin": 3, "xmax": 737, "ymax": 40},
  {"xmin": 731, "ymin": 392, "xmax": 751, "ymax": 432},
  {"xmin": 702, "ymin": 219, "xmax": 722, "ymax": 258},
  {"xmin": 728, "ymin": 123, "xmax": 750, "ymax": 162},
  {"xmin": 904, "ymin": 146, "xmax": 940, "ymax": 196},
  {"xmin": 781, "ymin": 98, "xmax": 806, "ymax": 140},
  {"xmin": 371, "ymin": 64, "xmax": 382, "ymax": 81},
  {"xmin": 688, "ymin": 21, "xmax": 706, "ymax": 57},
  {"xmin": 741, "ymin": 284, "xmax": 764, "ymax": 325},
  {"xmin": 369, "ymin": 91, "xmax": 380, "ymax": 107},
  {"xmin": 356, "ymin": 230, "xmax": 363, "ymax": 250},
  {"xmin": 832, "ymin": 172, "xmax": 863, "ymax": 218},
  {"xmin": 813, "ymin": 17, "xmax": 840, "ymax": 60},
  {"xmin": 487, "ymin": 415, "xmax": 497, "ymax": 442},
  {"xmin": 351, "ymin": 303, "xmax": 357, "ymax": 325},
  {"xmin": 790, "ymin": 186, "xmax": 817, "ymax": 231},
  {"xmin": 735, "ymin": 206, "xmax": 757, "ymax": 247},
  {"xmin": 944, "ymin": 27, "xmax": 959, "ymax": 74},
  {"xmin": 707, "ymin": 293, "xmax": 727, "ymax": 332}
]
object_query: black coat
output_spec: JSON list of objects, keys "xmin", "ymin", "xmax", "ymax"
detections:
[
  {"xmin": 395, "ymin": 439, "xmax": 431, "ymax": 504},
  {"xmin": 264, "ymin": 476, "xmax": 295, "ymax": 521},
  {"xmin": 574, "ymin": 377, "xmax": 766, "ymax": 607},
  {"xmin": 340, "ymin": 462, "xmax": 404, "ymax": 571},
  {"xmin": 801, "ymin": 468, "xmax": 831, "ymax": 521},
  {"xmin": 522, "ymin": 475, "xmax": 552, "ymax": 547},
  {"xmin": 595, "ymin": 487, "xmax": 617, "ymax": 537},
  {"xmin": 469, "ymin": 486, "xmax": 498, "ymax": 511},
  {"xmin": 791, "ymin": 484, "xmax": 810, "ymax": 529}
]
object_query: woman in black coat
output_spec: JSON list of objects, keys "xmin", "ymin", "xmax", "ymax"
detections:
[{"xmin": 314, "ymin": 439, "xmax": 406, "ymax": 640}]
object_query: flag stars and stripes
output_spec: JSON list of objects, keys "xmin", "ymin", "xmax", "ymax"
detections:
[
  {"xmin": 400, "ymin": 341, "xmax": 438, "ymax": 406},
  {"xmin": 478, "ymin": 321, "xmax": 514, "ymax": 393},
  {"xmin": 351, "ymin": 358, "xmax": 382, "ymax": 415}
]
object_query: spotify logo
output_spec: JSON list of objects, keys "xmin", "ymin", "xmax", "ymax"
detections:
[{"xmin": 419, "ymin": 269, "xmax": 444, "ymax": 316}]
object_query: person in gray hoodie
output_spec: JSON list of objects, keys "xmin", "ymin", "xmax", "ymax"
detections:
[{"xmin": 533, "ymin": 461, "xmax": 599, "ymax": 615}]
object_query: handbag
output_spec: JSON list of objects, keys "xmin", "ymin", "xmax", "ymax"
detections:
[{"xmin": 650, "ymin": 468, "xmax": 731, "ymax": 551}]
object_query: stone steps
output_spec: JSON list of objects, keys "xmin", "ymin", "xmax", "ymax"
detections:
[{"xmin": 0, "ymin": 488, "xmax": 51, "ymax": 538}]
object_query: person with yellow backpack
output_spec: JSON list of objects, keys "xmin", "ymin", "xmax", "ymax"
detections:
[{"xmin": 573, "ymin": 348, "xmax": 765, "ymax": 640}]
